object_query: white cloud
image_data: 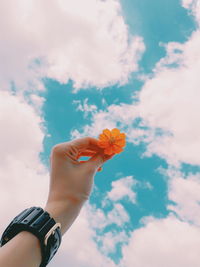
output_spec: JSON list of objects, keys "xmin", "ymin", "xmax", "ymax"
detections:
[
  {"xmin": 165, "ymin": 168, "xmax": 200, "ymax": 226},
  {"xmin": 107, "ymin": 203, "xmax": 130, "ymax": 227},
  {"xmin": 119, "ymin": 166, "xmax": 200, "ymax": 267},
  {"xmin": 73, "ymin": 98, "xmax": 98, "ymax": 118},
  {"xmin": 88, "ymin": 202, "xmax": 130, "ymax": 230},
  {"xmin": 135, "ymin": 0, "xmax": 200, "ymax": 166},
  {"xmin": 0, "ymin": 0, "xmax": 144, "ymax": 92},
  {"xmin": 182, "ymin": 0, "xmax": 200, "ymax": 23},
  {"xmin": 98, "ymin": 230, "xmax": 128, "ymax": 255},
  {"xmin": 137, "ymin": 28, "xmax": 200, "ymax": 166},
  {"xmin": 0, "ymin": 91, "xmax": 44, "ymax": 166},
  {"xmin": 0, "ymin": 91, "xmax": 48, "ymax": 233},
  {"xmin": 121, "ymin": 215, "xmax": 200, "ymax": 267},
  {"xmin": 182, "ymin": 0, "xmax": 195, "ymax": 7},
  {"xmin": 108, "ymin": 176, "xmax": 137, "ymax": 204}
]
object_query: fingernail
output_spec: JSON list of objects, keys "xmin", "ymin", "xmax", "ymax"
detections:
[{"xmin": 97, "ymin": 166, "xmax": 103, "ymax": 172}]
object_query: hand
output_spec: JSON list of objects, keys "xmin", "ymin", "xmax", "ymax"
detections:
[{"xmin": 45, "ymin": 137, "xmax": 114, "ymax": 234}]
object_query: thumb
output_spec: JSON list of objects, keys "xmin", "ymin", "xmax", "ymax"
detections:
[{"xmin": 87, "ymin": 152, "xmax": 114, "ymax": 169}]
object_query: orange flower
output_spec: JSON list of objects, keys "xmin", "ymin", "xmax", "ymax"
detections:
[{"xmin": 97, "ymin": 128, "xmax": 126, "ymax": 155}]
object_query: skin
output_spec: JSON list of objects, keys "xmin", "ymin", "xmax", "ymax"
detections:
[{"xmin": 0, "ymin": 137, "xmax": 114, "ymax": 267}]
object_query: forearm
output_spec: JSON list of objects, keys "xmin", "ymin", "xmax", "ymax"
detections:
[{"xmin": 0, "ymin": 231, "xmax": 42, "ymax": 267}]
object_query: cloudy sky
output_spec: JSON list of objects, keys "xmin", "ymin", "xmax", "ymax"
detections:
[{"xmin": 1, "ymin": 0, "xmax": 200, "ymax": 266}]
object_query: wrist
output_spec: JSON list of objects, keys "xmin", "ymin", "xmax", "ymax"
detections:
[{"xmin": 44, "ymin": 200, "xmax": 83, "ymax": 235}]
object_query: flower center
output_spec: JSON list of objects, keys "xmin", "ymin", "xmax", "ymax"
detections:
[{"xmin": 110, "ymin": 136, "xmax": 115, "ymax": 144}]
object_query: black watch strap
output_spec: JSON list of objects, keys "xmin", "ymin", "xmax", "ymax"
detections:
[{"xmin": 0, "ymin": 207, "xmax": 62, "ymax": 267}]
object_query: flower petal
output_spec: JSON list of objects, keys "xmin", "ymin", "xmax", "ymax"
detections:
[
  {"xmin": 115, "ymin": 133, "xmax": 126, "ymax": 140},
  {"xmin": 103, "ymin": 129, "xmax": 111, "ymax": 138},
  {"xmin": 111, "ymin": 128, "xmax": 120, "ymax": 137},
  {"xmin": 115, "ymin": 139, "xmax": 126, "ymax": 147},
  {"xmin": 113, "ymin": 144, "xmax": 123, "ymax": 153},
  {"xmin": 104, "ymin": 146, "xmax": 114, "ymax": 155},
  {"xmin": 99, "ymin": 133, "xmax": 109, "ymax": 141}
]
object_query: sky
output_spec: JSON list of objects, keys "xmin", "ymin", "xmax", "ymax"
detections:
[{"xmin": 0, "ymin": 0, "xmax": 200, "ymax": 266}]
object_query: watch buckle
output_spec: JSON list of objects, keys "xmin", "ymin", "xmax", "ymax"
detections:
[{"xmin": 44, "ymin": 222, "xmax": 61, "ymax": 246}]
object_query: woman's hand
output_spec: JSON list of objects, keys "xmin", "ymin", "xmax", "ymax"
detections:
[{"xmin": 45, "ymin": 137, "xmax": 114, "ymax": 235}]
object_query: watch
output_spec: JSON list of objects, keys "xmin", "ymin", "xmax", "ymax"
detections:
[{"xmin": 0, "ymin": 207, "xmax": 62, "ymax": 267}]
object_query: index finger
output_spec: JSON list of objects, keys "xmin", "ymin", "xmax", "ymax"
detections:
[
  {"xmin": 71, "ymin": 137, "xmax": 102, "ymax": 152},
  {"xmin": 51, "ymin": 137, "xmax": 103, "ymax": 160}
]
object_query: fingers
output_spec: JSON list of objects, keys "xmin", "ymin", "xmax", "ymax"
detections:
[
  {"xmin": 78, "ymin": 149, "xmax": 115, "ymax": 172},
  {"xmin": 66, "ymin": 148, "xmax": 79, "ymax": 162},
  {"xmin": 86, "ymin": 152, "xmax": 115, "ymax": 169},
  {"xmin": 71, "ymin": 137, "xmax": 102, "ymax": 151},
  {"xmin": 51, "ymin": 137, "xmax": 102, "ymax": 159},
  {"xmin": 79, "ymin": 159, "xmax": 102, "ymax": 172},
  {"xmin": 52, "ymin": 138, "xmax": 113, "ymax": 167}
]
